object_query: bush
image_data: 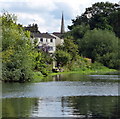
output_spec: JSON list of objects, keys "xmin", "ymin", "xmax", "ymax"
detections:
[
  {"xmin": 78, "ymin": 29, "xmax": 119, "ymax": 69},
  {"xmin": 55, "ymin": 50, "xmax": 72, "ymax": 67},
  {"xmin": 90, "ymin": 62, "xmax": 106, "ymax": 70},
  {"xmin": 2, "ymin": 13, "xmax": 33, "ymax": 82}
]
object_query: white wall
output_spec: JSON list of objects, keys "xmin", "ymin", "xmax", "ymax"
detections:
[
  {"xmin": 37, "ymin": 37, "xmax": 56, "ymax": 53},
  {"xmin": 32, "ymin": 35, "xmax": 64, "ymax": 54},
  {"xmin": 50, "ymin": 34, "xmax": 64, "ymax": 46}
]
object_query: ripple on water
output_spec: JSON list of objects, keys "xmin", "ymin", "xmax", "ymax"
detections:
[{"xmin": 2, "ymin": 80, "xmax": 119, "ymax": 98}]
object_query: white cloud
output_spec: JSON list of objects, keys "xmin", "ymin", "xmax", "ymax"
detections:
[
  {"xmin": 16, "ymin": 12, "xmax": 61, "ymax": 32},
  {"xmin": 26, "ymin": 0, "xmax": 57, "ymax": 12},
  {"xmin": 16, "ymin": 13, "xmax": 45, "ymax": 24},
  {"xmin": 0, "ymin": 0, "xmax": 119, "ymax": 32}
]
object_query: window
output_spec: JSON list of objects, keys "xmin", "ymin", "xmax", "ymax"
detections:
[
  {"xmin": 38, "ymin": 46, "xmax": 42, "ymax": 49},
  {"xmin": 50, "ymin": 39, "xmax": 53, "ymax": 42},
  {"xmin": 40, "ymin": 38, "xmax": 43, "ymax": 42},
  {"xmin": 48, "ymin": 46, "xmax": 53, "ymax": 51}
]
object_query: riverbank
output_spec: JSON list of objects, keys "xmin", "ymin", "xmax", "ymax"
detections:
[{"xmin": 32, "ymin": 68, "xmax": 118, "ymax": 83}]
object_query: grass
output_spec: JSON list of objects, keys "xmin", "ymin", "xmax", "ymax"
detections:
[{"xmin": 31, "ymin": 72, "xmax": 44, "ymax": 83}]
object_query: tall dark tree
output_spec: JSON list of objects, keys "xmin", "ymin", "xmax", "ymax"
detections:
[
  {"xmin": 109, "ymin": 11, "xmax": 120, "ymax": 37},
  {"xmin": 68, "ymin": 2, "xmax": 120, "ymax": 37},
  {"xmin": 24, "ymin": 23, "xmax": 40, "ymax": 33},
  {"xmin": 66, "ymin": 24, "xmax": 90, "ymax": 45}
]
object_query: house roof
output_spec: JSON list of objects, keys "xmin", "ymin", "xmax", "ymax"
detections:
[
  {"xmin": 33, "ymin": 33, "xmax": 56, "ymax": 39},
  {"xmin": 53, "ymin": 32, "xmax": 64, "ymax": 38}
]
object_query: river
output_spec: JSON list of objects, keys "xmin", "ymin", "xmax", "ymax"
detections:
[{"xmin": 2, "ymin": 72, "xmax": 120, "ymax": 118}]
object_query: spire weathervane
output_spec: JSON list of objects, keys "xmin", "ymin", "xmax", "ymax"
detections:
[{"xmin": 60, "ymin": 12, "xmax": 65, "ymax": 34}]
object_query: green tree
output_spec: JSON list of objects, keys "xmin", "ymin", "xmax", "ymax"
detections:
[
  {"xmin": 109, "ymin": 11, "xmax": 120, "ymax": 38},
  {"xmin": 32, "ymin": 50, "xmax": 53, "ymax": 75},
  {"xmin": 55, "ymin": 50, "xmax": 72, "ymax": 67},
  {"xmin": 24, "ymin": 23, "xmax": 40, "ymax": 33},
  {"xmin": 2, "ymin": 12, "xmax": 34, "ymax": 82},
  {"xmin": 31, "ymin": 36, "xmax": 53, "ymax": 76},
  {"xmin": 68, "ymin": 2, "xmax": 120, "ymax": 37},
  {"xmin": 70, "ymin": 24, "xmax": 90, "ymax": 40},
  {"xmin": 66, "ymin": 24, "xmax": 90, "ymax": 46},
  {"xmin": 57, "ymin": 38, "xmax": 79, "ymax": 60},
  {"xmin": 78, "ymin": 29, "xmax": 119, "ymax": 69}
]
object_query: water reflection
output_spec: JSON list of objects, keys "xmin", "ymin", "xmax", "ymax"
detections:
[
  {"xmin": 2, "ymin": 73, "xmax": 120, "ymax": 118},
  {"xmin": 2, "ymin": 98, "xmax": 38, "ymax": 117},
  {"xmin": 51, "ymin": 73, "xmax": 120, "ymax": 82},
  {"xmin": 67, "ymin": 96, "xmax": 120, "ymax": 118},
  {"xmin": 88, "ymin": 75, "xmax": 120, "ymax": 80},
  {"xmin": 2, "ymin": 96, "xmax": 120, "ymax": 118}
]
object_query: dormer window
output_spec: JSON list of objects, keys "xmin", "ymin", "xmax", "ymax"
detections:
[
  {"xmin": 40, "ymin": 38, "xmax": 43, "ymax": 42},
  {"xmin": 50, "ymin": 39, "xmax": 53, "ymax": 42}
]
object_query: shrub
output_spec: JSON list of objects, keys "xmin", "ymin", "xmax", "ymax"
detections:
[
  {"xmin": 2, "ymin": 12, "xmax": 33, "ymax": 82},
  {"xmin": 78, "ymin": 29, "xmax": 119, "ymax": 69},
  {"xmin": 55, "ymin": 50, "xmax": 72, "ymax": 67}
]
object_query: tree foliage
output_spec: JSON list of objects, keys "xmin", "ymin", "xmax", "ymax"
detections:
[
  {"xmin": 57, "ymin": 38, "xmax": 79, "ymax": 60},
  {"xmin": 65, "ymin": 2, "xmax": 120, "ymax": 69},
  {"xmin": 2, "ymin": 12, "xmax": 34, "ymax": 82},
  {"xmin": 66, "ymin": 24, "xmax": 90, "ymax": 45},
  {"xmin": 55, "ymin": 50, "xmax": 72, "ymax": 67},
  {"xmin": 68, "ymin": 2, "xmax": 120, "ymax": 37},
  {"xmin": 78, "ymin": 29, "xmax": 119, "ymax": 69},
  {"xmin": 32, "ymin": 49, "xmax": 53, "ymax": 75},
  {"xmin": 109, "ymin": 11, "xmax": 120, "ymax": 38},
  {"xmin": 24, "ymin": 23, "xmax": 40, "ymax": 33}
]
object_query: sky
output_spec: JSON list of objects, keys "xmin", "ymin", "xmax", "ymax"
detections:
[{"xmin": 0, "ymin": 0, "xmax": 119, "ymax": 33}]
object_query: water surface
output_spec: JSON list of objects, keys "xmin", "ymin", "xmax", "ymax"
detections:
[{"xmin": 2, "ymin": 73, "xmax": 120, "ymax": 118}]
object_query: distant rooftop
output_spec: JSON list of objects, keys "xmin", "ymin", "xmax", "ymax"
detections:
[
  {"xmin": 53, "ymin": 32, "xmax": 64, "ymax": 38},
  {"xmin": 33, "ymin": 33, "xmax": 56, "ymax": 39}
]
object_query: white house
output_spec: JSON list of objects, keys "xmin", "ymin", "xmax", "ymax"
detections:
[
  {"xmin": 31, "ymin": 13, "xmax": 65, "ymax": 54},
  {"xmin": 32, "ymin": 32, "xmax": 56, "ymax": 54},
  {"xmin": 51, "ymin": 32, "xmax": 64, "ymax": 46}
]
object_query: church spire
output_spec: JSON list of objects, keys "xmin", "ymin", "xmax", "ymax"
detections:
[{"xmin": 60, "ymin": 12, "xmax": 65, "ymax": 34}]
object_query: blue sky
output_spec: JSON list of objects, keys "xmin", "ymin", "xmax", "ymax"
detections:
[{"xmin": 0, "ymin": 0, "xmax": 119, "ymax": 32}]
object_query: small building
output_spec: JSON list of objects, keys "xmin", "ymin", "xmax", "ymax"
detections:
[
  {"xmin": 51, "ymin": 32, "xmax": 64, "ymax": 46},
  {"xmin": 31, "ymin": 13, "xmax": 65, "ymax": 54},
  {"xmin": 32, "ymin": 32, "xmax": 56, "ymax": 54}
]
